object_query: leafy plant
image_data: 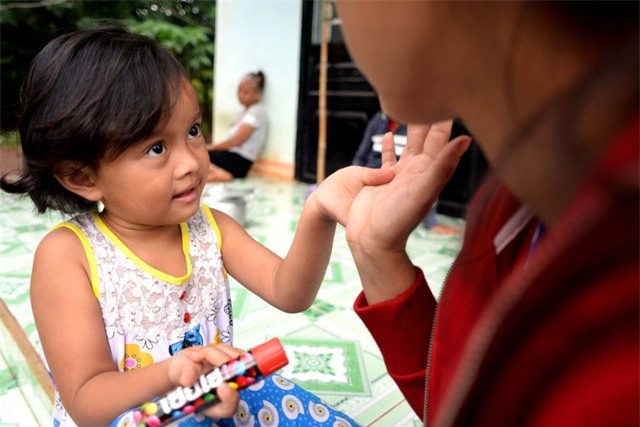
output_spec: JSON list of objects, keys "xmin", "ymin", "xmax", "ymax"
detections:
[
  {"xmin": 127, "ymin": 18, "xmax": 214, "ymax": 136},
  {"xmin": 0, "ymin": 0, "xmax": 215, "ymax": 135},
  {"xmin": 0, "ymin": 131, "xmax": 20, "ymax": 149}
]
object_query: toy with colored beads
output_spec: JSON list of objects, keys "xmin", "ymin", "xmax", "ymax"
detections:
[{"xmin": 132, "ymin": 338, "xmax": 288, "ymax": 427}]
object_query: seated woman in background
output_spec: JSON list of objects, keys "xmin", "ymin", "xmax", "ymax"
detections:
[{"xmin": 207, "ymin": 71, "xmax": 267, "ymax": 181}]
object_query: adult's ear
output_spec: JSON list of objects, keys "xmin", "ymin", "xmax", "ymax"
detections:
[{"xmin": 54, "ymin": 162, "xmax": 103, "ymax": 202}]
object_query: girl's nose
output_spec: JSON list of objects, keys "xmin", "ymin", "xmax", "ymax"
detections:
[{"xmin": 175, "ymin": 144, "xmax": 201, "ymax": 177}]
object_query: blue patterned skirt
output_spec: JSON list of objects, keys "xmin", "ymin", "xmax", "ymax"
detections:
[{"xmin": 111, "ymin": 374, "xmax": 360, "ymax": 427}]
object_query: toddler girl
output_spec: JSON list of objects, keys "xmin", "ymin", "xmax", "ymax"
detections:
[{"xmin": 1, "ymin": 26, "xmax": 391, "ymax": 426}]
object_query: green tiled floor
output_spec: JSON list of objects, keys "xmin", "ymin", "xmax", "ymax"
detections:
[
  {"xmin": 0, "ymin": 360, "xmax": 40, "ymax": 427},
  {"xmin": 0, "ymin": 176, "xmax": 463, "ymax": 426}
]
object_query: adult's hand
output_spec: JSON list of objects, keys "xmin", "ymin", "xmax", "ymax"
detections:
[{"xmin": 346, "ymin": 121, "xmax": 471, "ymax": 304}]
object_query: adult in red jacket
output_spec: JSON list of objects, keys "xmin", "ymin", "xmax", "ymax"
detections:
[{"xmin": 335, "ymin": 2, "xmax": 639, "ymax": 426}]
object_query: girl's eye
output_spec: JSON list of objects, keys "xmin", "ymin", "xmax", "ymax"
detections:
[
  {"xmin": 147, "ymin": 143, "xmax": 166, "ymax": 157},
  {"xmin": 188, "ymin": 124, "xmax": 202, "ymax": 139}
]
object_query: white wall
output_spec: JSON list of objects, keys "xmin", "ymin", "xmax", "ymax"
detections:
[{"xmin": 214, "ymin": 0, "xmax": 303, "ymax": 178}]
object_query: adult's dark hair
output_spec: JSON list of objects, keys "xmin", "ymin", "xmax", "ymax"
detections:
[
  {"xmin": 543, "ymin": 1, "xmax": 638, "ymax": 38},
  {"xmin": 498, "ymin": 0, "xmax": 638, "ymax": 157},
  {"xmin": 0, "ymin": 25, "xmax": 189, "ymax": 214}
]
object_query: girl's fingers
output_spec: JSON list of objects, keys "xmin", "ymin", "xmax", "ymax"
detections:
[
  {"xmin": 189, "ymin": 345, "xmax": 244, "ymax": 418},
  {"xmin": 200, "ymin": 382, "xmax": 240, "ymax": 419},
  {"xmin": 359, "ymin": 166, "xmax": 395, "ymax": 186},
  {"xmin": 190, "ymin": 344, "xmax": 242, "ymax": 368},
  {"xmin": 171, "ymin": 357, "xmax": 202, "ymax": 387}
]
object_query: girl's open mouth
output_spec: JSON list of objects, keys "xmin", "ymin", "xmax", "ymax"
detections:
[{"xmin": 173, "ymin": 186, "xmax": 197, "ymax": 201}]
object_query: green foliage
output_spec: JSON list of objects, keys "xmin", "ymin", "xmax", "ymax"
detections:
[
  {"xmin": 0, "ymin": 131, "xmax": 20, "ymax": 149},
  {"xmin": 0, "ymin": 0, "xmax": 215, "ymax": 135},
  {"xmin": 126, "ymin": 18, "xmax": 215, "ymax": 135}
]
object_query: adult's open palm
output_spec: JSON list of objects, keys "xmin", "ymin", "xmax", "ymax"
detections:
[{"xmin": 345, "ymin": 121, "xmax": 471, "ymax": 254}]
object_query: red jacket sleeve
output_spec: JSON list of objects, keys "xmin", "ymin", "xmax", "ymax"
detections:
[{"xmin": 354, "ymin": 267, "xmax": 436, "ymax": 417}]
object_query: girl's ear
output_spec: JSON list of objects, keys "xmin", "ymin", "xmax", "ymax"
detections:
[{"xmin": 54, "ymin": 162, "xmax": 103, "ymax": 202}]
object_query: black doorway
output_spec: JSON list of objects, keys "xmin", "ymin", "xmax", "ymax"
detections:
[
  {"xmin": 294, "ymin": 1, "xmax": 488, "ymax": 218},
  {"xmin": 294, "ymin": 1, "xmax": 379, "ymax": 183}
]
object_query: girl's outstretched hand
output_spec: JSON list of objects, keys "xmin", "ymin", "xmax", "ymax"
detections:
[
  {"xmin": 346, "ymin": 121, "xmax": 471, "ymax": 269},
  {"xmin": 310, "ymin": 162, "xmax": 395, "ymax": 226}
]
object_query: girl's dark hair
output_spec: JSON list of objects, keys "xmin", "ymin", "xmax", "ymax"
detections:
[
  {"xmin": 249, "ymin": 70, "xmax": 265, "ymax": 92},
  {"xmin": 0, "ymin": 25, "xmax": 189, "ymax": 214}
]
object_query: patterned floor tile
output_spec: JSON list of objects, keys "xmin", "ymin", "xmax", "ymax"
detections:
[{"xmin": 280, "ymin": 337, "xmax": 369, "ymax": 396}]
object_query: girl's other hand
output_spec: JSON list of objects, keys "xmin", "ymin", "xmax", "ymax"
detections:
[{"xmin": 170, "ymin": 344, "xmax": 242, "ymax": 419}]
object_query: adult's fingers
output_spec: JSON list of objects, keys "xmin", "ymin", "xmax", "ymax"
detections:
[
  {"xmin": 402, "ymin": 124, "xmax": 430, "ymax": 158},
  {"xmin": 428, "ymin": 135, "xmax": 472, "ymax": 187},
  {"xmin": 422, "ymin": 120, "xmax": 453, "ymax": 159},
  {"xmin": 380, "ymin": 132, "xmax": 397, "ymax": 167}
]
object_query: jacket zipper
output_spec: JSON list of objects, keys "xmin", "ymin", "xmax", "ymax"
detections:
[
  {"xmin": 433, "ymin": 196, "xmax": 602, "ymax": 427},
  {"xmin": 423, "ymin": 254, "xmax": 458, "ymax": 426},
  {"xmin": 423, "ymin": 193, "xmax": 532, "ymax": 425},
  {"xmin": 423, "ymin": 303, "xmax": 439, "ymax": 426}
]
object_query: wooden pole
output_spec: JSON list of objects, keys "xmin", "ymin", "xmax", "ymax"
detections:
[{"xmin": 316, "ymin": 0, "xmax": 331, "ymax": 183}]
